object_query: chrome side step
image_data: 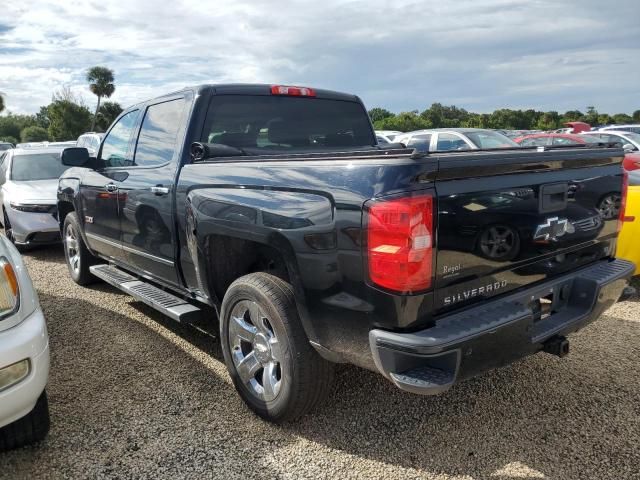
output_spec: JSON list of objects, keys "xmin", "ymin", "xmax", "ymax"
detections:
[{"xmin": 90, "ymin": 264, "xmax": 201, "ymax": 323}]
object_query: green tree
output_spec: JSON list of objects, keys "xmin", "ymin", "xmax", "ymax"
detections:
[
  {"xmin": 583, "ymin": 106, "xmax": 599, "ymax": 126},
  {"xmin": 536, "ymin": 111, "xmax": 560, "ymax": 130},
  {"xmin": 368, "ymin": 107, "xmax": 394, "ymax": 124},
  {"xmin": 47, "ymin": 100, "xmax": 92, "ymax": 141},
  {"xmin": 95, "ymin": 101, "xmax": 123, "ymax": 131},
  {"xmin": 374, "ymin": 111, "xmax": 430, "ymax": 132},
  {"xmin": 612, "ymin": 113, "xmax": 633, "ymax": 124},
  {"xmin": 633, "ymin": 110, "xmax": 640, "ymax": 122},
  {"xmin": 35, "ymin": 106, "xmax": 50, "ymax": 129},
  {"xmin": 20, "ymin": 126, "xmax": 49, "ymax": 142},
  {"xmin": 420, "ymin": 103, "xmax": 470, "ymax": 128},
  {"xmin": 86, "ymin": 66, "xmax": 115, "ymax": 131},
  {"xmin": 0, "ymin": 114, "xmax": 37, "ymax": 140},
  {"xmin": 0, "ymin": 135, "xmax": 18, "ymax": 145},
  {"xmin": 0, "ymin": 93, "xmax": 4, "ymax": 114},
  {"xmin": 561, "ymin": 110, "xmax": 583, "ymax": 123}
]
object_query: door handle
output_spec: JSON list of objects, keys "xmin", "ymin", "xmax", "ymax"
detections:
[
  {"xmin": 150, "ymin": 186, "xmax": 170, "ymax": 196},
  {"xmin": 105, "ymin": 183, "xmax": 118, "ymax": 192}
]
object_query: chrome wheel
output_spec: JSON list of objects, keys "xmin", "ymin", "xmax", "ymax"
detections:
[
  {"xmin": 65, "ymin": 223, "xmax": 81, "ymax": 275},
  {"xmin": 229, "ymin": 300, "xmax": 282, "ymax": 401}
]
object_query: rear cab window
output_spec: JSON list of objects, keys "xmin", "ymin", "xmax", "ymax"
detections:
[{"xmin": 201, "ymin": 94, "xmax": 375, "ymax": 154}]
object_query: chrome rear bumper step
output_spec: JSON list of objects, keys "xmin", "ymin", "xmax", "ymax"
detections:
[{"xmin": 90, "ymin": 264, "xmax": 201, "ymax": 323}]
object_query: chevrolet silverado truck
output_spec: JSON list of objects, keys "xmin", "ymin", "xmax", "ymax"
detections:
[{"xmin": 57, "ymin": 84, "xmax": 635, "ymax": 422}]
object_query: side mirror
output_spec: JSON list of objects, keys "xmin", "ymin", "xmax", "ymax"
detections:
[
  {"xmin": 623, "ymin": 143, "xmax": 635, "ymax": 153},
  {"xmin": 61, "ymin": 147, "xmax": 90, "ymax": 167}
]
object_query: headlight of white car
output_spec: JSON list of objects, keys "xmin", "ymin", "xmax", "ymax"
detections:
[
  {"xmin": 0, "ymin": 257, "xmax": 20, "ymax": 319},
  {"xmin": 0, "ymin": 236, "xmax": 39, "ymax": 330}
]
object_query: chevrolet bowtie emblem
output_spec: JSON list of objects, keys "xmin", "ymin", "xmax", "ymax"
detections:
[{"xmin": 534, "ymin": 217, "xmax": 573, "ymax": 242}]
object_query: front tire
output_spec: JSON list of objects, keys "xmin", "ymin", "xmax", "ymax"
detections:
[
  {"xmin": 0, "ymin": 391, "xmax": 50, "ymax": 451},
  {"xmin": 63, "ymin": 212, "xmax": 97, "ymax": 285},
  {"xmin": 220, "ymin": 273, "xmax": 334, "ymax": 423}
]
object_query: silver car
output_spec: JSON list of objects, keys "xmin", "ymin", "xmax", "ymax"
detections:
[
  {"xmin": 395, "ymin": 128, "xmax": 520, "ymax": 153},
  {"xmin": 0, "ymin": 146, "xmax": 70, "ymax": 249}
]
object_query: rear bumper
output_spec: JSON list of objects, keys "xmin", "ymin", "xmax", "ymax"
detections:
[{"xmin": 369, "ymin": 258, "xmax": 634, "ymax": 395}]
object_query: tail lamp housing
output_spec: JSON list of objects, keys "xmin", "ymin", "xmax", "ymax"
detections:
[
  {"xmin": 365, "ymin": 193, "xmax": 434, "ymax": 293},
  {"xmin": 619, "ymin": 170, "xmax": 632, "ymax": 227}
]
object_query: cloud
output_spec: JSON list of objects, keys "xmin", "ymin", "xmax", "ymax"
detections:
[{"xmin": 0, "ymin": 0, "xmax": 639, "ymax": 115}]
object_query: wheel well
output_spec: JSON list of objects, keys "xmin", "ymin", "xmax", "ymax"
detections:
[
  {"xmin": 205, "ymin": 235, "xmax": 290, "ymax": 302},
  {"xmin": 57, "ymin": 201, "xmax": 75, "ymax": 228}
]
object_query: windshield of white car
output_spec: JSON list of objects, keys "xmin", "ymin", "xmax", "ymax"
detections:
[
  {"xmin": 11, "ymin": 152, "xmax": 69, "ymax": 181},
  {"xmin": 464, "ymin": 131, "xmax": 520, "ymax": 149}
]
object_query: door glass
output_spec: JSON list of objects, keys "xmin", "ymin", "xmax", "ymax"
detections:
[
  {"xmin": 436, "ymin": 133, "xmax": 468, "ymax": 151},
  {"xmin": 406, "ymin": 134, "xmax": 431, "ymax": 152},
  {"xmin": 100, "ymin": 110, "xmax": 139, "ymax": 167},
  {"xmin": 133, "ymin": 99, "xmax": 185, "ymax": 167}
]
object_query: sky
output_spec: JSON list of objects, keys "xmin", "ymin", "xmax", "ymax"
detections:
[{"xmin": 1, "ymin": 0, "xmax": 639, "ymax": 116}]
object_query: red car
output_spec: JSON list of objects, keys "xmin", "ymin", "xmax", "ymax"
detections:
[
  {"xmin": 514, "ymin": 133, "xmax": 602, "ymax": 147},
  {"xmin": 515, "ymin": 134, "xmax": 640, "ymax": 172}
]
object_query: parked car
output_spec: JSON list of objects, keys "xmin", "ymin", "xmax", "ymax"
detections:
[
  {"xmin": 513, "ymin": 133, "xmax": 604, "ymax": 147},
  {"xmin": 616, "ymin": 169, "xmax": 640, "ymax": 275},
  {"xmin": 395, "ymin": 128, "xmax": 519, "ymax": 152},
  {"xmin": 0, "ymin": 143, "xmax": 13, "ymax": 152},
  {"xmin": 0, "ymin": 146, "xmax": 70, "ymax": 249},
  {"xmin": 583, "ymin": 131, "xmax": 640, "ymax": 152},
  {"xmin": 599, "ymin": 124, "xmax": 640, "ymax": 134},
  {"xmin": 0, "ymin": 234, "xmax": 50, "ymax": 450},
  {"xmin": 76, "ymin": 132, "xmax": 104, "ymax": 157},
  {"xmin": 57, "ymin": 84, "xmax": 633, "ymax": 423},
  {"xmin": 375, "ymin": 130, "xmax": 403, "ymax": 143}
]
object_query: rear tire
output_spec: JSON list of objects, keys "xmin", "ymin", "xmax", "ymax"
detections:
[
  {"xmin": 0, "ymin": 391, "xmax": 50, "ymax": 451},
  {"xmin": 220, "ymin": 273, "xmax": 334, "ymax": 423},
  {"xmin": 63, "ymin": 212, "xmax": 97, "ymax": 285}
]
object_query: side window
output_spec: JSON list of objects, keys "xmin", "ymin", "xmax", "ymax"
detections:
[
  {"xmin": 133, "ymin": 99, "xmax": 185, "ymax": 167},
  {"xmin": 406, "ymin": 134, "xmax": 431, "ymax": 152},
  {"xmin": 436, "ymin": 133, "xmax": 468, "ymax": 151},
  {"xmin": 100, "ymin": 110, "xmax": 140, "ymax": 167},
  {"xmin": 552, "ymin": 137, "xmax": 579, "ymax": 146},
  {"xmin": 76, "ymin": 137, "xmax": 84, "ymax": 148},
  {"xmin": 0, "ymin": 153, "xmax": 7, "ymax": 184}
]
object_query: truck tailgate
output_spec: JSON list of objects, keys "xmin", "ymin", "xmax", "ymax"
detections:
[{"xmin": 433, "ymin": 147, "xmax": 624, "ymax": 314}]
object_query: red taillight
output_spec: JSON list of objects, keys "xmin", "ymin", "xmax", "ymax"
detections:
[
  {"xmin": 270, "ymin": 85, "xmax": 316, "ymax": 97},
  {"xmin": 366, "ymin": 194, "xmax": 433, "ymax": 293},
  {"xmin": 619, "ymin": 171, "xmax": 631, "ymax": 228}
]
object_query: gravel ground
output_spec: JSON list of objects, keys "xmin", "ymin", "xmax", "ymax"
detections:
[{"xmin": 1, "ymin": 246, "xmax": 639, "ymax": 479}]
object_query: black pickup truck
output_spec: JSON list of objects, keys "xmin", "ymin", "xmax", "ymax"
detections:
[{"xmin": 57, "ymin": 84, "xmax": 634, "ymax": 422}]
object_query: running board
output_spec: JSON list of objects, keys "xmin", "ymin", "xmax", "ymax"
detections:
[{"xmin": 90, "ymin": 264, "xmax": 202, "ymax": 323}]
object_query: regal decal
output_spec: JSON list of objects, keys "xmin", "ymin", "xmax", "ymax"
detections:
[{"xmin": 444, "ymin": 280, "xmax": 509, "ymax": 306}]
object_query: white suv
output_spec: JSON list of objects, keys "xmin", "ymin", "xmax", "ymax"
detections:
[
  {"xmin": 0, "ymin": 234, "xmax": 50, "ymax": 450},
  {"xmin": 76, "ymin": 132, "xmax": 104, "ymax": 157}
]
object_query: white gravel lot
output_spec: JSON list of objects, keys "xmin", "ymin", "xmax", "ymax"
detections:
[{"xmin": 1, "ymin": 246, "xmax": 639, "ymax": 480}]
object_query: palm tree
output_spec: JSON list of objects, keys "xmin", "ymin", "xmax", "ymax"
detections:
[{"xmin": 86, "ymin": 66, "xmax": 115, "ymax": 131}]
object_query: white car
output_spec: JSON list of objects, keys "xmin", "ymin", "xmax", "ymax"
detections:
[
  {"xmin": 598, "ymin": 124, "xmax": 640, "ymax": 135},
  {"xmin": 395, "ymin": 128, "xmax": 520, "ymax": 153},
  {"xmin": 583, "ymin": 131, "xmax": 640, "ymax": 153},
  {"xmin": 0, "ymin": 146, "xmax": 70, "ymax": 249},
  {"xmin": 0, "ymin": 234, "xmax": 50, "ymax": 450},
  {"xmin": 76, "ymin": 132, "xmax": 104, "ymax": 157},
  {"xmin": 375, "ymin": 130, "xmax": 403, "ymax": 143}
]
